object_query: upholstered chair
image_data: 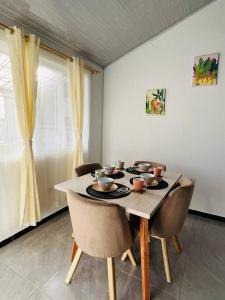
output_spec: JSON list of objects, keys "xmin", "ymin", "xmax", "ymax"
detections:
[
  {"xmin": 128, "ymin": 177, "xmax": 194, "ymax": 283},
  {"xmin": 133, "ymin": 160, "xmax": 166, "ymax": 171},
  {"xmin": 75, "ymin": 162, "xmax": 102, "ymax": 177},
  {"xmin": 70, "ymin": 162, "xmax": 102, "ymax": 260},
  {"xmin": 65, "ymin": 191, "xmax": 136, "ymax": 300}
]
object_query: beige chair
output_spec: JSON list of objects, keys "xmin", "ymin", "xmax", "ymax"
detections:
[
  {"xmin": 70, "ymin": 162, "xmax": 102, "ymax": 260},
  {"xmin": 134, "ymin": 160, "xmax": 166, "ymax": 171},
  {"xmin": 65, "ymin": 191, "xmax": 136, "ymax": 300},
  {"xmin": 75, "ymin": 162, "xmax": 102, "ymax": 177},
  {"xmin": 128, "ymin": 177, "xmax": 194, "ymax": 283}
]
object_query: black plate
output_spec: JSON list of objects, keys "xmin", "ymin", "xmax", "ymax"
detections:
[
  {"xmin": 86, "ymin": 183, "xmax": 130, "ymax": 199},
  {"xmin": 130, "ymin": 177, "xmax": 168, "ymax": 190},
  {"xmin": 126, "ymin": 167, "xmax": 153, "ymax": 175},
  {"xmin": 91, "ymin": 171, "xmax": 124, "ymax": 179}
]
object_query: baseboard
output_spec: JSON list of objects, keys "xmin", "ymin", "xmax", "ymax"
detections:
[
  {"xmin": 188, "ymin": 209, "xmax": 225, "ymax": 222},
  {"xmin": 0, "ymin": 207, "xmax": 69, "ymax": 248}
]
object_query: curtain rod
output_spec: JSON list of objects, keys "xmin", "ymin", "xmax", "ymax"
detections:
[{"xmin": 0, "ymin": 22, "xmax": 100, "ymax": 74}]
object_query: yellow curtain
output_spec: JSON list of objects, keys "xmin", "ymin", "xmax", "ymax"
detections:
[
  {"xmin": 67, "ymin": 57, "xmax": 84, "ymax": 170},
  {"xmin": 5, "ymin": 27, "xmax": 41, "ymax": 226}
]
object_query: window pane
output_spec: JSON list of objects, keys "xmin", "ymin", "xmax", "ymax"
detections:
[
  {"xmin": 0, "ymin": 52, "xmax": 22, "ymax": 156},
  {"xmin": 33, "ymin": 55, "xmax": 74, "ymax": 155}
]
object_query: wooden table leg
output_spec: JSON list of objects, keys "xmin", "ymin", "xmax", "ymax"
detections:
[
  {"xmin": 70, "ymin": 240, "xmax": 78, "ymax": 261},
  {"xmin": 140, "ymin": 217, "xmax": 150, "ymax": 300}
]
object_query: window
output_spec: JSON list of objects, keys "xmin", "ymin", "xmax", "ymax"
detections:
[
  {"xmin": 34, "ymin": 53, "xmax": 74, "ymax": 155},
  {"xmin": 0, "ymin": 51, "xmax": 22, "ymax": 157},
  {"xmin": 33, "ymin": 50, "xmax": 90, "ymax": 158},
  {"xmin": 0, "ymin": 34, "xmax": 90, "ymax": 240}
]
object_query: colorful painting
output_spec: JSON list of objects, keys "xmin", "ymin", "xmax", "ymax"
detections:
[
  {"xmin": 192, "ymin": 53, "xmax": 219, "ymax": 86},
  {"xmin": 146, "ymin": 89, "xmax": 166, "ymax": 116}
]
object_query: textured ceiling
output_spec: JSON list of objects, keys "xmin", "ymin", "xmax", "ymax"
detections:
[{"xmin": 0, "ymin": 0, "xmax": 213, "ymax": 66}]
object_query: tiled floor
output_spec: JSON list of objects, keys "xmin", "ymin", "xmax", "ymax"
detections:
[{"xmin": 0, "ymin": 212, "xmax": 225, "ymax": 300}]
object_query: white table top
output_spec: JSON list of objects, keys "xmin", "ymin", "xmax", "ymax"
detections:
[{"xmin": 54, "ymin": 170, "xmax": 182, "ymax": 219}]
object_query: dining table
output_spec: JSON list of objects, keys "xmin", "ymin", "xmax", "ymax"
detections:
[{"xmin": 54, "ymin": 169, "xmax": 182, "ymax": 300}]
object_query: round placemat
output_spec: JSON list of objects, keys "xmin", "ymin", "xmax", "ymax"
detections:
[
  {"xmin": 126, "ymin": 167, "xmax": 153, "ymax": 175},
  {"xmin": 91, "ymin": 171, "xmax": 124, "ymax": 179},
  {"xmin": 86, "ymin": 183, "xmax": 130, "ymax": 199},
  {"xmin": 130, "ymin": 177, "xmax": 168, "ymax": 190}
]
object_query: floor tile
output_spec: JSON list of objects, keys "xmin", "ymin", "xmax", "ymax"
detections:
[
  {"xmin": 27, "ymin": 289, "xmax": 51, "ymax": 300},
  {"xmin": 0, "ymin": 226, "xmax": 71, "ymax": 288},
  {"xmin": 179, "ymin": 215, "xmax": 225, "ymax": 300},
  {"xmin": 41, "ymin": 254, "xmax": 108, "ymax": 300},
  {"xmin": 0, "ymin": 263, "xmax": 36, "ymax": 300},
  {"xmin": 1, "ymin": 213, "xmax": 225, "ymax": 300},
  {"xmin": 42, "ymin": 253, "xmax": 176, "ymax": 300}
]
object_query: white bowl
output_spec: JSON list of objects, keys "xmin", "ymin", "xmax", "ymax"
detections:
[
  {"xmin": 138, "ymin": 163, "xmax": 151, "ymax": 171},
  {"xmin": 140, "ymin": 173, "xmax": 155, "ymax": 185},
  {"xmin": 97, "ymin": 177, "xmax": 114, "ymax": 191}
]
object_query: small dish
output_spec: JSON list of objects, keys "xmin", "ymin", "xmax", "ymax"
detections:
[
  {"xmin": 112, "ymin": 169, "xmax": 119, "ymax": 175},
  {"xmin": 92, "ymin": 183, "xmax": 118, "ymax": 193},
  {"xmin": 147, "ymin": 179, "xmax": 158, "ymax": 187}
]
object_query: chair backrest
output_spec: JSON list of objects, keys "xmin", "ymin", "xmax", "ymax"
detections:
[
  {"xmin": 75, "ymin": 163, "xmax": 102, "ymax": 177},
  {"xmin": 67, "ymin": 191, "xmax": 132, "ymax": 258},
  {"xmin": 134, "ymin": 160, "xmax": 166, "ymax": 171},
  {"xmin": 151, "ymin": 177, "xmax": 194, "ymax": 238}
]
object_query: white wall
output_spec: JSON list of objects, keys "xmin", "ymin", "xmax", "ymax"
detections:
[
  {"xmin": 103, "ymin": 0, "xmax": 225, "ymax": 217},
  {"xmin": 89, "ymin": 71, "xmax": 104, "ymax": 163}
]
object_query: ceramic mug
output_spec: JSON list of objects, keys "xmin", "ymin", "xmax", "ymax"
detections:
[
  {"xmin": 133, "ymin": 178, "xmax": 144, "ymax": 191},
  {"xmin": 153, "ymin": 167, "xmax": 162, "ymax": 177},
  {"xmin": 138, "ymin": 163, "xmax": 151, "ymax": 172},
  {"xmin": 97, "ymin": 177, "xmax": 114, "ymax": 191},
  {"xmin": 140, "ymin": 173, "xmax": 155, "ymax": 186},
  {"xmin": 103, "ymin": 165, "xmax": 115, "ymax": 175},
  {"xmin": 115, "ymin": 160, "xmax": 125, "ymax": 170},
  {"xmin": 95, "ymin": 169, "xmax": 105, "ymax": 180}
]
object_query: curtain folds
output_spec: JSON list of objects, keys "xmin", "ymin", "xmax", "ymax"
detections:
[
  {"xmin": 5, "ymin": 27, "xmax": 41, "ymax": 226},
  {"xmin": 67, "ymin": 57, "xmax": 84, "ymax": 170}
]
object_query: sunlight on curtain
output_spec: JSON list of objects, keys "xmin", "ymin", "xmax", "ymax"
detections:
[
  {"xmin": 67, "ymin": 57, "xmax": 84, "ymax": 169},
  {"xmin": 33, "ymin": 50, "xmax": 73, "ymax": 213},
  {"xmin": 6, "ymin": 27, "xmax": 41, "ymax": 226},
  {"xmin": 0, "ymin": 31, "xmax": 22, "ymax": 240},
  {"xmin": 0, "ymin": 42, "xmax": 90, "ymax": 240},
  {"xmin": 33, "ymin": 49, "xmax": 90, "ymax": 216}
]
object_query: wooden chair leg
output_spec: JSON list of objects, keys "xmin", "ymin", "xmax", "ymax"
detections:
[
  {"xmin": 65, "ymin": 248, "xmax": 82, "ymax": 284},
  {"xmin": 107, "ymin": 257, "xmax": 117, "ymax": 300},
  {"xmin": 121, "ymin": 250, "xmax": 128, "ymax": 262},
  {"xmin": 70, "ymin": 240, "xmax": 78, "ymax": 261},
  {"xmin": 172, "ymin": 235, "xmax": 182, "ymax": 254},
  {"xmin": 127, "ymin": 249, "xmax": 137, "ymax": 266},
  {"xmin": 161, "ymin": 238, "xmax": 171, "ymax": 283},
  {"xmin": 121, "ymin": 249, "xmax": 137, "ymax": 266}
]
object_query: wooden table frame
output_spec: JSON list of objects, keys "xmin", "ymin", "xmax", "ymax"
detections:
[
  {"xmin": 55, "ymin": 170, "xmax": 181, "ymax": 300},
  {"xmin": 140, "ymin": 217, "xmax": 150, "ymax": 299}
]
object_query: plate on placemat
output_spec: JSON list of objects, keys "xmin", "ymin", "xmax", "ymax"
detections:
[
  {"xmin": 91, "ymin": 170, "xmax": 124, "ymax": 179},
  {"xmin": 148, "ymin": 180, "xmax": 158, "ymax": 187},
  {"xmin": 126, "ymin": 167, "xmax": 153, "ymax": 175},
  {"xmin": 86, "ymin": 183, "xmax": 131, "ymax": 199},
  {"xmin": 136, "ymin": 167, "xmax": 153, "ymax": 173},
  {"xmin": 92, "ymin": 183, "xmax": 118, "ymax": 193},
  {"xmin": 130, "ymin": 177, "xmax": 168, "ymax": 190}
]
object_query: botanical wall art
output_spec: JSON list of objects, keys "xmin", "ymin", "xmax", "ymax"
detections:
[
  {"xmin": 146, "ymin": 89, "xmax": 166, "ymax": 116},
  {"xmin": 192, "ymin": 53, "xmax": 219, "ymax": 86}
]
